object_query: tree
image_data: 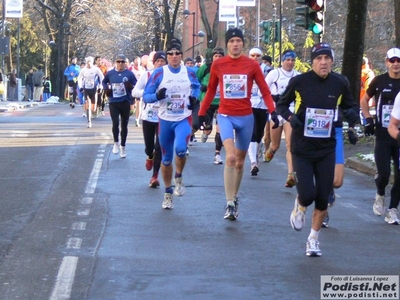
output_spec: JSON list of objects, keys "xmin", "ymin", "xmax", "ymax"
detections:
[
  {"xmin": 198, "ymin": 0, "xmax": 220, "ymax": 62},
  {"xmin": 395, "ymin": 0, "xmax": 400, "ymax": 46},
  {"xmin": 341, "ymin": 0, "xmax": 368, "ymax": 105}
]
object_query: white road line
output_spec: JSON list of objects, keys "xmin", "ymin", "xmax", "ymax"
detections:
[
  {"xmin": 66, "ymin": 238, "xmax": 82, "ymax": 249},
  {"xmin": 80, "ymin": 197, "xmax": 93, "ymax": 205},
  {"xmin": 49, "ymin": 256, "xmax": 78, "ymax": 300},
  {"xmin": 85, "ymin": 158, "xmax": 103, "ymax": 194},
  {"xmin": 77, "ymin": 208, "xmax": 90, "ymax": 216},
  {"xmin": 71, "ymin": 222, "xmax": 86, "ymax": 230}
]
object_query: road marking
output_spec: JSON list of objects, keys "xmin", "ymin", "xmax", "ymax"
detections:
[
  {"xmin": 77, "ymin": 208, "xmax": 90, "ymax": 216},
  {"xmin": 66, "ymin": 238, "xmax": 82, "ymax": 249},
  {"xmin": 85, "ymin": 158, "xmax": 102, "ymax": 194},
  {"xmin": 80, "ymin": 197, "xmax": 93, "ymax": 205},
  {"xmin": 49, "ymin": 256, "xmax": 78, "ymax": 300},
  {"xmin": 71, "ymin": 222, "xmax": 86, "ymax": 230}
]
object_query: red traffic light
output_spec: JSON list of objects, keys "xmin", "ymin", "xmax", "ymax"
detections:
[{"xmin": 309, "ymin": 0, "xmax": 324, "ymax": 11}]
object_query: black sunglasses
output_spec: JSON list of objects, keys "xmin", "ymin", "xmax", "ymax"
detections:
[
  {"xmin": 388, "ymin": 57, "xmax": 400, "ymax": 63},
  {"xmin": 116, "ymin": 60, "xmax": 126, "ymax": 63},
  {"xmin": 166, "ymin": 51, "xmax": 182, "ymax": 56}
]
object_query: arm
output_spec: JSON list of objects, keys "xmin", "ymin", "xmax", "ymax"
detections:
[
  {"xmin": 143, "ymin": 68, "xmax": 163, "ymax": 104},
  {"xmin": 255, "ymin": 66, "xmax": 275, "ymax": 113},
  {"xmin": 198, "ymin": 63, "xmax": 218, "ymax": 116},
  {"xmin": 188, "ymin": 68, "xmax": 200, "ymax": 98},
  {"xmin": 388, "ymin": 116, "xmax": 400, "ymax": 141},
  {"xmin": 276, "ymin": 77, "xmax": 297, "ymax": 121},
  {"xmin": 132, "ymin": 71, "xmax": 148, "ymax": 98}
]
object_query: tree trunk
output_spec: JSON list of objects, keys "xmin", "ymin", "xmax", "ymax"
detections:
[
  {"xmin": 342, "ymin": 0, "xmax": 368, "ymax": 107},
  {"xmin": 395, "ymin": 0, "xmax": 400, "ymax": 46}
]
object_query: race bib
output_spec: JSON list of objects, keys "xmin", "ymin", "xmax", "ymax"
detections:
[
  {"xmin": 167, "ymin": 93, "xmax": 185, "ymax": 115},
  {"xmin": 111, "ymin": 82, "xmax": 127, "ymax": 98},
  {"xmin": 223, "ymin": 74, "xmax": 247, "ymax": 99},
  {"xmin": 382, "ymin": 105, "xmax": 393, "ymax": 128},
  {"xmin": 147, "ymin": 107, "xmax": 159, "ymax": 122},
  {"xmin": 304, "ymin": 108, "xmax": 334, "ymax": 138}
]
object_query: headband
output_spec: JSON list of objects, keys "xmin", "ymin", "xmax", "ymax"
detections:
[
  {"xmin": 282, "ymin": 51, "xmax": 296, "ymax": 61},
  {"xmin": 249, "ymin": 48, "xmax": 263, "ymax": 56}
]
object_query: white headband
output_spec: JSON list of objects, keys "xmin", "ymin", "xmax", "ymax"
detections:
[{"xmin": 249, "ymin": 48, "xmax": 263, "ymax": 56}]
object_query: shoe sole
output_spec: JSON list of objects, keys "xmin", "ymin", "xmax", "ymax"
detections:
[
  {"xmin": 384, "ymin": 218, "xmax": 399, "ymax": 225},
  {"xmin": 251, "ymin": 166, "xmax": 259, "ymax": 176},
  {"xmin": 306, "ymin": 251, "xmax": 322, "ymax": 257},
  {"xmin": 214, "ymin": 161, "xmax": 223, "ymax": 165},
  {"xmin": 290, "ymin": 213, "xmax": 304, "ymax": 231},
  {"xmin": 224, "ymin": 214, "xmax": 236, "ymax": 221},
  {"xmin": 373, "ymin": 205, "xmax": 383, "ymax": 216}
]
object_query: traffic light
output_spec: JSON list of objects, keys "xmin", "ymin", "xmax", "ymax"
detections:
[
  {"xmin": 295, "ymin": 0, "xmax": 325, "ymax": 35},
  {"xmin": 259, "ymin": 21, "xmax": 272, "ymax": 44}
]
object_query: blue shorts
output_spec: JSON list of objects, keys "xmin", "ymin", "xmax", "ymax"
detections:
[
  {"xmin": 217, "ymin": 113, "xmax": 254, "ymax": 151},
  {"xmin": 335, "ymin": 127, "xmax": 344, "ymax": 164}
]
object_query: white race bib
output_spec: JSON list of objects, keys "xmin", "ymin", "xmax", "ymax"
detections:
[
  {"xmin": 304, "ymin": 108, "xmax": 334, "ymax": 138},
  {"xmin": 382, "ymin": 105, "xmax": 393, "ymax": 128},
  {"xmin": 223, "ymin": 74, "xmax": 247, "ymax": 99}
]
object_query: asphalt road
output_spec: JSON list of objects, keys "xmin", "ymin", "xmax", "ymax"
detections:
[{"xmin": 0, "ymin": 103, "xmax": 398, "ymax": 300}]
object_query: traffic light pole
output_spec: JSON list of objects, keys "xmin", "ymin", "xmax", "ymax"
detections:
[{"xmin": 279, "ymin": 0, "xmax": 283, "ymax": 67}]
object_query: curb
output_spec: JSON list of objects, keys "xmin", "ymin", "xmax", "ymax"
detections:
[
  {"xmin": 346, "ymin": 156, "xmax": 394, "ymax": 183},
  {"xmin": 0, "ymin": 101, "xmax": 41, "ymax": 112}
]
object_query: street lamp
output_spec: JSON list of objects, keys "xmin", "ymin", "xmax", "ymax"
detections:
[{"xmin": 183, "ymin": 9, "xmax": 205, "ymax": 58}]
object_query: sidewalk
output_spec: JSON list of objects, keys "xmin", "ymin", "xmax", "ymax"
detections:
[{"xmin": 0, "ymin": 100, "xmax": 41, "ymax": 112}]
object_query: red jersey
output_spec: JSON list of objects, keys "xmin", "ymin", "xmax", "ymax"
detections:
[{"xmin": 199, "ymin": 54, "xmax": 275, "ymax": 116}]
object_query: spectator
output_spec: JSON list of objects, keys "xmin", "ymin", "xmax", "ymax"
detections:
[
  {"xmin": 43, "ymin": 76, "xmax": 52, "ymax": 102},
  {"xmin": 8, "ymin": 72, "xmax": 17, "ymax": 101},
  {"xmin": 25, "ymin": 68, "xmax": 34, "ymax": 101},
  {"xmin": 0, "ymin": 69, "xmax": 4, "ymax": 101},
  {"xmin": 32, "ymin": 66, "xmax": 44, "ymax": 101}
]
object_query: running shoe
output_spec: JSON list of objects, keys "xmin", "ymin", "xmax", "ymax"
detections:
[
  {"xmin": 87, "ymin": 121, "xmax": 92, "ymax": 128},
  {"xmin": 233, "ymin": 196, "xmax": 239, "ymax": 218},
  {"xmin": 264, "ymin": 148, "xmax": 275, "ymax": 163},
  {"xmin": 384, "ymin": 208, "xmax": 399, "ymax": 225},
  {"xmin": 322, "ymin": 212, "xmax": 329, "ymax": 228},
  {"xmin": 112, "ymin": 142, "xmax": 119, "ymax": 154},
  {"xmin": 120, "ymin": 146, "xmax": 126, "ymax": 158},
  {"xmin": 224, "ymin": 204, "xmax": 237, "ymax": 220},
  {"xmin": 162, "ymin": 193, "xmax": 173, "ymax": 209},
  {"xmin": 71, "ymin": 103, "xmax": 75, "ymax": 109},
  {"xmin": 145, "ymin": 157, "xmax": 154, "ymax": 171},
  {"xmin": 214, "ymin": 154, "xmax": 223, "ymax": 165},
  {"xmin": 201, "ymin": 133, "xmax": 208, "ymax": 143},
  {"xmin": 328, "ymin": 190, "xmax": 336, "ymax": 207},
  {"xmin": 174, "ymin": 177, "xmax": 186, "ymax": 196},
  {"xmin": 258, "ymin": 143, "xmax": 264, "ymax": 162},
  {"xmin": 250, "ymin": 162, "xmax": 259, "ymax": 176},
  {"xmin": 373, "ymin": 193, "xmax": 385, "ymax": 216},
  {"xmin": 306, "ymin": 238, "xmax": 322, "ymax": 257},
  {"xmin": 290, "ymin": 196, "xmax": 306, "ymax": 231},
  {"xmin": 285, "ymin": 173, "xmax": 296, "ymax": 188},
  {"xmin": 186, "ymin": 148, "xmax": 190, "ymax": 156},
  {"xmin": 82, "ymin": 112, "xmax": 86, "ymax": 117},
  {"xmin": 129, "ymin": 109, "xmax": 134, "ymax": 116},
  {"xmin": 149, "ymin": 176, "xmax": 160, "ymax": 188},
  {"xmin": 101, "ymin": 111, "xmax": 105, "ymax": 116}
]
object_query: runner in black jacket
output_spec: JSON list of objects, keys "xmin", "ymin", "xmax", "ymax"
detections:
[{"xmin": 277, "ymin": 43, "xmax": 359, "ymax": 257}]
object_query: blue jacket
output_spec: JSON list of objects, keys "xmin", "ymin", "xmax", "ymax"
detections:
[
  {"xmin": 64, "ymin": 64, "xmax": 81, "ymax": 81},
  {"xmin": 102, "ymin": 68, "xmax": 137, "ymax": 104}
]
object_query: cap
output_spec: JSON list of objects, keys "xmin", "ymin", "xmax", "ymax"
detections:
[
  {"xmin": 225, "ymin": 28, "xmax": 244, "ymax": 46},
  {"xmin": 85, "ymin": 56, "xmax": 94, "ymax": 63},
  {"xmin": 310, "ymin": 43, "xmax": 333, "ymax": 61},
  {"xmin": 115, "ymin": 54, "xmax": 126, "ymax": 61},
  {"xmin": 153, "ymin": 51, "xmax": 166, "ymax": 63},
  {"xmin": 212, "ymin": 47, "xmax": 225, "ymax": 56},
  {"xmin": 184, "ymin": 57, "xmax": 194, "ymax": 64},
  {"xmin": 166, "ymin": 38, "xmax": 182, "ymax": 51},
  {"xmin": 249, "ymin": 47, "xmax": 263, "ymax": 56},
  {"xmin": 386, "ymin": 48, "xmax": 400, "ymax": 59},
  {"xmin": 363, "ymin": 57, "xmax": 369, "ymax": 65},
  {"xmin": 262, "ymin": 55, "xmax": 272, "ymax": 64}
]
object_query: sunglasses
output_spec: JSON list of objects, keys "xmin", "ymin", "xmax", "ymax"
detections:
[
  {"xmin": 116, "ymin": 60, "xmax": 126, "ymax": 63},
  {"xmin": 388, "ymin": 57, "xmax": 400, "ymax": 63},
  {"xmin": 166, "ymin": 51, "xmax": 182, "ymax": 56}
]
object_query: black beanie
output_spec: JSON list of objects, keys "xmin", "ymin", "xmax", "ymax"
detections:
[
  {"xmin": 225, "ymin": 28, "xmax": 244, "ymax": 46},
  {"xmin": 310, "ymin": 43, "xmax": 334, "ymax": 61},
  {"xmin": 166, "ymin": 38, "xmax": 182, "ymax": 51}
]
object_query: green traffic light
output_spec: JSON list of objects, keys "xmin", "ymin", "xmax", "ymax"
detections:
[{"xmin": 312, "ymin": 23, "xmax": 323, "ymax": 34}]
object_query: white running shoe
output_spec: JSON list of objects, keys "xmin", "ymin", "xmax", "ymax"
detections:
[
  {"xmin": 384, "ymin": 208, "xmax": 399, "ymax": 225},
  {"xmin": 162, "ymin": 193, "xmax": 174, "ymax": 209},
  {"xmin": 214, "ymin": 154, "xmax": 223, "ymax": 165},
  {"xmin": 87, "ymin": 121, "xmax": 92, "ymax": 128},
  {"xmin": 306, "ymin": 239, "xmax": 321, "ymax": 257},
  {"xmin": 82, "ymin": 112, "xmax": 86, "ymax": 117},
  {"xmin": 112, "ymin": 142, "xmax": 119, "ymax": 154},
  {"xmin": 373, "ymin": 194, "xmax": 385, "ymax": 216},
  {"xmin": 174, "ymin": 177, "xmax": 186, "ymax": 196},
  {"xmin": 290, "ymin": 196, "xmax": 306, "ymax": 231},
  {"xmin": 201, "ymin": 133, "xmax": 208, "ymax": 143},
  {"xmin": 120, "ymin": 146, "xmax": 126, "ymax": 158}
]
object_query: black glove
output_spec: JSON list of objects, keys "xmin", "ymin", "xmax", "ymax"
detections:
[
  {"xmin": 347, "ymin": 128, "xmax": 358, "ymax": 145},
  {"xmin": 124, "ymin": 81, "xmax": 134, "ymax": 90},
  {"xmin": 79, "ymin": 88, "xmax": 84, "ymax": 92},
  {"xmin": 97, "ymin": 88, "xmax": 102, "ymax": 94},
  {"xmin": 156, "ymin": 87, "xmax": 167, "ymax": 100},
  {"xmin": 200, "ymin": 85, "xmax": 208, "ymax": 92},
  {"xmin": 105, "ymin": 89, "xmax": 112, "ymax": 97},
  {"xmin": 188, "ymin": 96, "xmax": 199, "ymax": 110},
  {"xmin": 198, "ymin": 115, "xmax": 212, "ymax": 131},
  {"xmin": 270, "ymin": 111, "xmax": 279, "ymax": 129},
  {"xmin": 364, "ymin": 117, "xmax": 375, "ymax": 136},
  {"xmin": 289, "ymin": 114, "xmax": 303, "ymax": 129}
]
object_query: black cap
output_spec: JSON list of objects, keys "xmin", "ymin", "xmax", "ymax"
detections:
[
  {"xmin": 166, "ymin": 38, "xmax": 182, "ymax": 51},
  {"xmin": 262, "ymin": 55, "xmax": 272, "ymax": 64},
  {"xmin": 225, "ymin": 28, "xmax": 244, "ymax": 46},
  {"xmin": 310, "ymin": 43, "xmax": 333, "ymax": 61}
]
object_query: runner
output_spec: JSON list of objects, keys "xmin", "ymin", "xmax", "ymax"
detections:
[{"xmin": 64, "ymin": 57, "xmax": 81, "ymax": 108}]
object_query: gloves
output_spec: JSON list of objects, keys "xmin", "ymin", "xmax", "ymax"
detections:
[
  {"xmin": 364, "ymin": 117, "xmax": 375, "ymax": 136},
  {"xmin": 289, "ymin": 114, "xmax": 303, "ymax": 129},
  {"xmin": 198, "ymin": 115, "xmax": 212, "ymax": 131},
  {"xmin": 124, "ymin": 81, "xmax": 134, "ymax": 91},
  {"xmin": 156, "ymin": 87, "xmax": 167, "ymax": 100},
  {"xmin": 79, "ymin": 88, "xmax": 84, "ymax": 92},
  {"xmin": 347, "ymin": 128, "xmax": 358, "ymax": 145},
  {"xmin": 188, "ymin": 96, "xmax": 199, "ymax": 110},
  {"xmin": 105, "ymin": 89, "xmax": 112, "ymax": 97},
  {"xmin": 97, "ymin": 88, "xmax": 102, "ymax": 94},
  {"xmin": 200, "ymin": 85, "xmax": 208, "ymax": 92},
  {"xmin": 270, "ymin": 111, "xmax": 279, "ymax": 129}
]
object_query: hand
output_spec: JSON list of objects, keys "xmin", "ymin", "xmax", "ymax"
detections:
[
  {"xmin": 156, "ymin": 87, "xmax": 167, "ymax": 100},
  {"xmin": 364, "ymin": 117, "xmax": 375, "ymax": 136},
  {"xmin": 198, "ymin": 115, "xmax": 212, "ymax": 132},
  {"xmin": 200, "ymin": 85, "xmax": 208, "ymax": 92},
  {"xmin": 270, "ymin": 111, "xmax": 279, "ymax": 129},
  {"xmin": 188, "ymin": 96, "xmax": 199, "ymax": 110},
  {"xmin": 97, "ymin": 88, "xmax": 102, "ymax": 94},
  {"xmin": 105, "ymin": 89, "xmax": 112, "ymax": 97},
  {"xmin": 347, "ymin": 128, "xmax": 358, "ymax": 145},
  {"xmin": 79, "ymin": 88, "xmax": 84, "ymax": 92},
  {"xmin": 289, "ymin": 114, "xmax": 303, "ymax": 129},
  {"xmin": 124, "ymin": 81, "xmax": 134, "ymax": 90}
]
